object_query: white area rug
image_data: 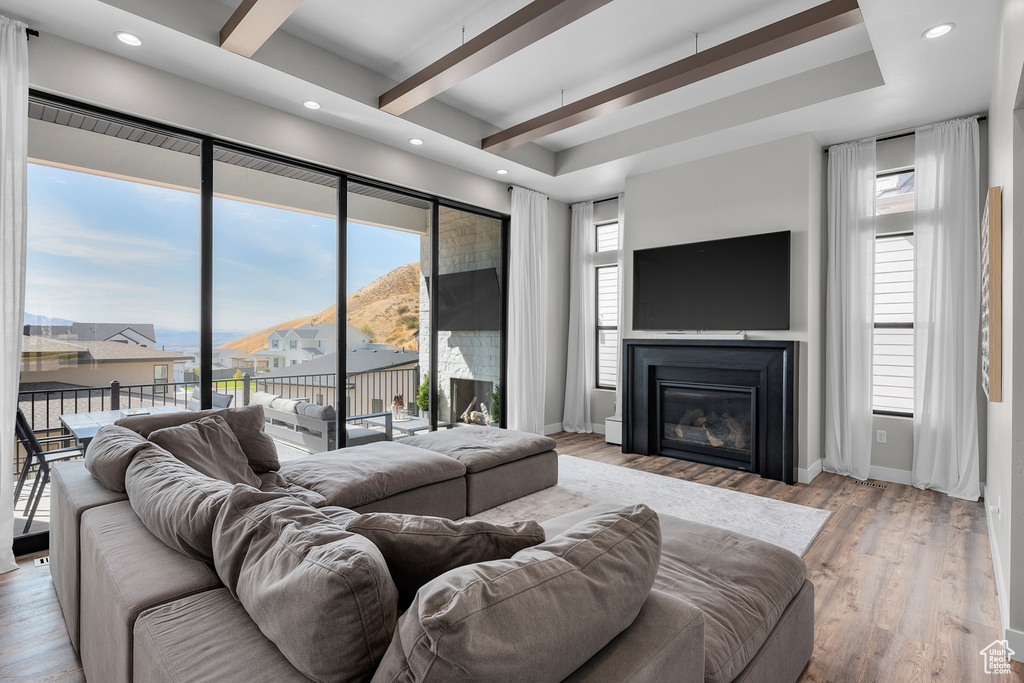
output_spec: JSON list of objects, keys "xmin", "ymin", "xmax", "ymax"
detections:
[{"xmin": 472, "ymin": 455, "xmax": 831, "ymax": 556}]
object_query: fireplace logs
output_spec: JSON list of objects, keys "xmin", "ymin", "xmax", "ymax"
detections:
[{"xmin": 669, "ymin": 408, "xmax": 750, "ymax": 452}]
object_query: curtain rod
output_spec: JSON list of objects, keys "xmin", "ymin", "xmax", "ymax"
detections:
[
  {"xmin": 507, "ymin": 185, "xmax": 548, "ymax": 200},
  {"xmin": 824, "ymin": 115, "xmax": 988, "ymax": 153},
  {"xmin": 26, "ymin": 28, "xmax": 38, "ymax": 40}
]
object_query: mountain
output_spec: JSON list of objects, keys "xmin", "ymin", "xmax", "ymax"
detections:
[
  {"xmin": 219, "ymin": 262, "xmax": 420, "ymax": 353},
  {"xmin": 154, "ymin": 328, "xmax": 251, "ymax": 355},
  {"xmin": 24, "ymin": 313, "xmax": 75, "ymax": 326}
]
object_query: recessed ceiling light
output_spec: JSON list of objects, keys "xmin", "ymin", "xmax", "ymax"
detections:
[
  {"xmin": 409, "ymin": 138, "xmax": 424, "ymax": 146},
  {"xmin": 496, "ymin": 169, "xmax": 509, "ymax": 175},
  {"xmin": 114, "ymin": 31, "xmax": 143, "ymax": 47},
  {"xmin": 922, "ymin": 23, "xmax": 954, "ymax": 39},
  {"xmin": 302, "ymin": 100, "xmax": 321, "ymax": 110}
]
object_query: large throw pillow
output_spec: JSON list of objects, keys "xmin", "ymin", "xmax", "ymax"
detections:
[
  {"xmin": 345, "ymin": 513, "xmax": 545, "ymax": 609},
  {"xmin": 250, "ymin": 391, "xmax": 279, "ymax": 407},
  {"xmin": 83, "ymin": 424, "xmax": 152, "ymax": 492},
  {"xmin": 125, "ymin": 444, "xmax": 232, "ymax": 562},
  {"xmin": 372, "ymin": 504, "xmax": 661, "ymax": 683},
  {"xmin": 116, "ymin": 404, "xmax": 280, "ymax": 472},
  {"xmin": 149, "ymin": 415, "xmax": 261, "ymax": 487},
  {"xmin": 213, "ymin": 486, "xmax": 399, "ymax": 683}
]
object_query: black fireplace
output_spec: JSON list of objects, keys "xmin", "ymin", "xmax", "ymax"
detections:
[{"xmin": 624, "ymin": 339, "xmax": 796, "ymax": 484}]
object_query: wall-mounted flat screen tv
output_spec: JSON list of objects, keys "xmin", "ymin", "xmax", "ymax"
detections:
[
  {"xmin": 426, "ymin": 268, "xmax": 502, "ymax": 331},
  {"xmin": 632, "ymin": 230, "xmax": 790, "ymax": 331}
]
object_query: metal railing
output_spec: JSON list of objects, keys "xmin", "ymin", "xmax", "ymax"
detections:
[{"xmin": 14, "ymin": 366, "xmax": 422, "ymax": 475}]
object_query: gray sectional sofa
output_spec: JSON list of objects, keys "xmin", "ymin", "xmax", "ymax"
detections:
[{"xmin": 48, "ymin": 404, "xmax": 814, "ymax": 683}]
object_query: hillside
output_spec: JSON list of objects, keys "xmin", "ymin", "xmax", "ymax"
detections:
[{"xmin": 219, "ymin": 262, "xmax": 420, "ymax": 353}]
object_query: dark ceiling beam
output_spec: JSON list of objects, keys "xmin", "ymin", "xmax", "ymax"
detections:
[
  {"xmin": 220, "ymin": 0, "xmax": 304, "ymax": 58},
  {"xmin": 482, "ymin": 0, "xmax": 863, "ymax": 153},
  {"xmin": 379, "ymin": 0, "xmax": 614, "ymax": 116}
]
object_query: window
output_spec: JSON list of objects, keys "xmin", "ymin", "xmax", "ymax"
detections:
[
  {"xmin": 876, "ymin": 171, "xmax": 915, "ymax": 215},
  {"xmin": 596, "ymin": 222, "xmax": 618, "ymax": 252},
  {"xmin": 594, "ymin": 221, "xmax": 619, "ymax": 389},
  {"xmin": 596, "ymin": 265, "xmax": 619, "ymax": 389},
  {"xmin": 872, "ymin": 232, "xmax": 914, "ymax": 414},
  {"xmin": 289, "ymin": 340, "xmax": 297, "ymax": 349},
  {"xmin": 271, "ymin": 339, "xmax": 279, "ymax": 349},
  {"xmin": 154, "ymin": 364, "xmax": 168, "ymax": 384},
  {"xmin": 273, "ymin": 358, "xmax": 280, "ymax": 368}
]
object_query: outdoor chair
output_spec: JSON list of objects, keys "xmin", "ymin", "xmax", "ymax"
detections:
[
  {"xmin": 13, "ymin": 408, "xmax": 85, "ymax": 534},
  {"xmin": 186, "ymin": 388, "xmax": 234, "ymax": 411},
  {"xmin": 345, "ymin": 411, "xmax": 393, "ymax": 447}
]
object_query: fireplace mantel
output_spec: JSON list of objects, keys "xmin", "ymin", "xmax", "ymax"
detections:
[{"xmin": 623, "ymin": 338, "xmax": 797, "ymax": 484}]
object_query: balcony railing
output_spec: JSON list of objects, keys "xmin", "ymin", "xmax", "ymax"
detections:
[{"xmin": 14, "ymin": 366, "xmax": 421, "ymax": 476}]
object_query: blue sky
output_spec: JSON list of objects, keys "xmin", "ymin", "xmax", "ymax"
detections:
[{"xmin": 26, "ymin": 164, "xmax": 420, "ymax": 332}]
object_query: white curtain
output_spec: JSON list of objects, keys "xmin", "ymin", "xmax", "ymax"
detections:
[
  {"xmin": 508, "ymin": 187, "xmax": 548, "ymax": 434},
  {"xmin": 912, "ymin": 118, "xmax": 981, "ymax": 501},
  {"xmin": 824, "ymin": 139, "xmax": 876, "ymax": 481},
  {"xmin": 613, "ymin": 193, "xmax": 625, "ymax": 419},
  {"xmin": 562, "ymin": 200, "xmax": 594, "ymax": 433},
  {"xmin": 1, "ymin": 15, "xmax": 29, "ymax": 574}
]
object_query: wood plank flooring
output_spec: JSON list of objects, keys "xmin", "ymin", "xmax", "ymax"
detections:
[
  {"xmin": 556, "ymin": 432, "xmax": 1024, "ymax": 682},
  {"xmin": 3, "ymin": 432, "xmax": 1022, "ymax": 682}
]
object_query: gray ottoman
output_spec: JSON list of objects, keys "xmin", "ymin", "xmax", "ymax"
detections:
[
  {"xmin": 277, "ymin": 441, "xmax": 468, "ymax": 519},
  {"xmin": 401, "ymin": 426, "xmax": 559, "ymax": 515}
]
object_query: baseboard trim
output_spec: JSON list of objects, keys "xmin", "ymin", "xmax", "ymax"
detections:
[
  {"xmin": 985, "ymin": 502, "xmax": 1019, "ymax": 661},
  {"xmin": 867, "ymin": 465, "xmax": 914, "ymax": 486},
  {"xmin": 544, "ymin": 423, "xmax": 563, "ymax": 435},
  {"xmin": 798, "ymin": 459, "xmax": 823, "ymax": 484}
]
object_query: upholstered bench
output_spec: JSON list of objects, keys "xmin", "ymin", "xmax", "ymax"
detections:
[
  {"xmin": 50, "ymin": 461, "xmax": 129, "ymax": 653},
  {"xmin": 401, "ymin": 426, "xmax": 559, "ymax": 514},
  {"xmin": 277, "ymin": 441, "xmax": 468, "ymax": 519},
  {"xmin": 79, "ymin": 501, "xmax": 222, "ymax": 683}
]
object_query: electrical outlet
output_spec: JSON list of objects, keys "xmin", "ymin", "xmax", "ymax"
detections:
[
  {"xmin": 989, "ymin": 496, "xmax": 1002, "ymax": 520},
  {"xmin": 875, "ymin": 430, "xmax": 887, "ymax": 444}
]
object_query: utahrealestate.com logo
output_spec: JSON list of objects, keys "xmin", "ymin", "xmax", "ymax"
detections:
[{"xmin": 980, "ymin": 640, "xmax": 1015, "ymax": 675}]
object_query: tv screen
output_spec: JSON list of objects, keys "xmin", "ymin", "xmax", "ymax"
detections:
[
  {"xmin": 632, "ymin": 231, "xmax": 790, "ymax": 331},
  {"xmin": 427, "ymin": 268, "xmax": 502, "ymax": 331}
]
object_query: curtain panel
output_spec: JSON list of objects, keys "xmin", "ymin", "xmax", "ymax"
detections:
[
  {"xmin": 562, "ymin": 201, "xmax": 594, "ymax": 433},
  {"xmin": 614, "ymin": 193, "xmax": 625, "ymax": 419},
  {"xmin": 1, "ymin": 15, "xmax": 29, "ymax": 573},
  {"xmin": 912, "ymin": 117, "xmax": 981, "ymax": 501},
  {"xmin": 823, "ymin": 139, "xmax": 876, "ymax": 481},
  {"xmin": 507, "ymin": 187, "xmax": 548, "ymax": 434}
]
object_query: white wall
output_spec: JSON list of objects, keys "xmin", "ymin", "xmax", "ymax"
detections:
[
  {"xmin": 987, "ymin": 0, "xmax": 1024, "ymax": 658},
  {"xmin": 623, "ymin": 134, "xmax": 824, "ymax": 477},
  {"xmin": 545, "ymin": 200, "xmax": 571, "ymax": 432}
]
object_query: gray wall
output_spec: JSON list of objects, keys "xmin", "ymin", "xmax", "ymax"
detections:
[
  {"xmin": 987, "ymin": 0, "xmax": 1024, "ymax": 654},
  {"xmin": 623, "ymin": 133, "xmax": 825, "ymax": 478},
  {"xmin": 546, "ymin": 200, "xmax": 572, "ymax": 431}
]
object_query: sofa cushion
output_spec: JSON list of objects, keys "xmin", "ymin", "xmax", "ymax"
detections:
[
  {"xmin": 400, "ymin": 425, "xmax": 557, "ymax": 473},
  {"xmin": 345, "ymin": 513, "xmax": 545, "ymax": 609},
  {"xmin": 84, "ymin": 425, "xmax": 152, "ymax": 493},
  {"xmin": 295, "ymin": 401, "xmax": 336, "ymax": 421},
  {"xmin": 277, "ymin": 441, "xmax": 466, "ymax": 508},
  {"xmin": 373, "ymin": 504, "xmax": 661, "ymax": 683},
  {"xmin": 125, "ymin": 444, "xmax": 233, "ymax": 562},
  {"xmin": 149, "ymin": 415, "xmax": 261, "ymax": 487},
  {"xmin": 653, "ymin": 515, "xmax": 808, "ymax": 683},
  {"xmin": 270, "ymin": 397, "xmax": 301, "ymax": 413},
  {"xmin": 250, "ymin": 391, "xmax": 279, "ymax": 407},
  {"xmin": 213, "ymin": 486, "xmax": 399, "ymax": 683},
  {"xmin": 256, "ymin": 471, "xmax": 329, "ymax": 508},
  {"xmin": 116, "ymin": 404, "xmax": 280, "ymax": 472}
]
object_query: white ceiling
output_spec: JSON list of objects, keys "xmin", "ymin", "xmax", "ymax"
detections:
[{"xmin": 1, "ymin": 0, "xmax": 1000, "ymax": 203}]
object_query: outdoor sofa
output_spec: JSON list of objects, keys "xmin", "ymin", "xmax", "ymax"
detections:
[{"xmin": 47, "ymin": 404, "xmax": 813, "ymax": 683}]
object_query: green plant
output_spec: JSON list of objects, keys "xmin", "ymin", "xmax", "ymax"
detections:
[
  {"xmin": 417, "ymin": 373, "xmax": 430, "ymax": 412},
  {"xmin": 396, "ymin": 304, "xmax": 409, "ymax": 315},
  {"xmin": 489, "ymin": 384, "xmax": 500, "ymax": 423}
]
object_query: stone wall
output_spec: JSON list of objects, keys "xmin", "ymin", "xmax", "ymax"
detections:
[{"xmin": 419, "ymin": 206, "xmax": 501, "ymax": 422}]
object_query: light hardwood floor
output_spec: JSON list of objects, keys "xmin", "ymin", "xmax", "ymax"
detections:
[{"xmin": 3, "ymin": 432, "xmax": 1022, "ymax": 682}]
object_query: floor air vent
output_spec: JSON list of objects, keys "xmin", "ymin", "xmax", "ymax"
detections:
[{"xmin": 854, "ymin": 480, "xmax": 888, "ymax": 490}]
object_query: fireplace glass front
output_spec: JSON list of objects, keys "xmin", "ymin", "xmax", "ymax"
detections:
[{"xmin": 660, "ymin": 383, "xmax": 755, "ymax": 468}]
